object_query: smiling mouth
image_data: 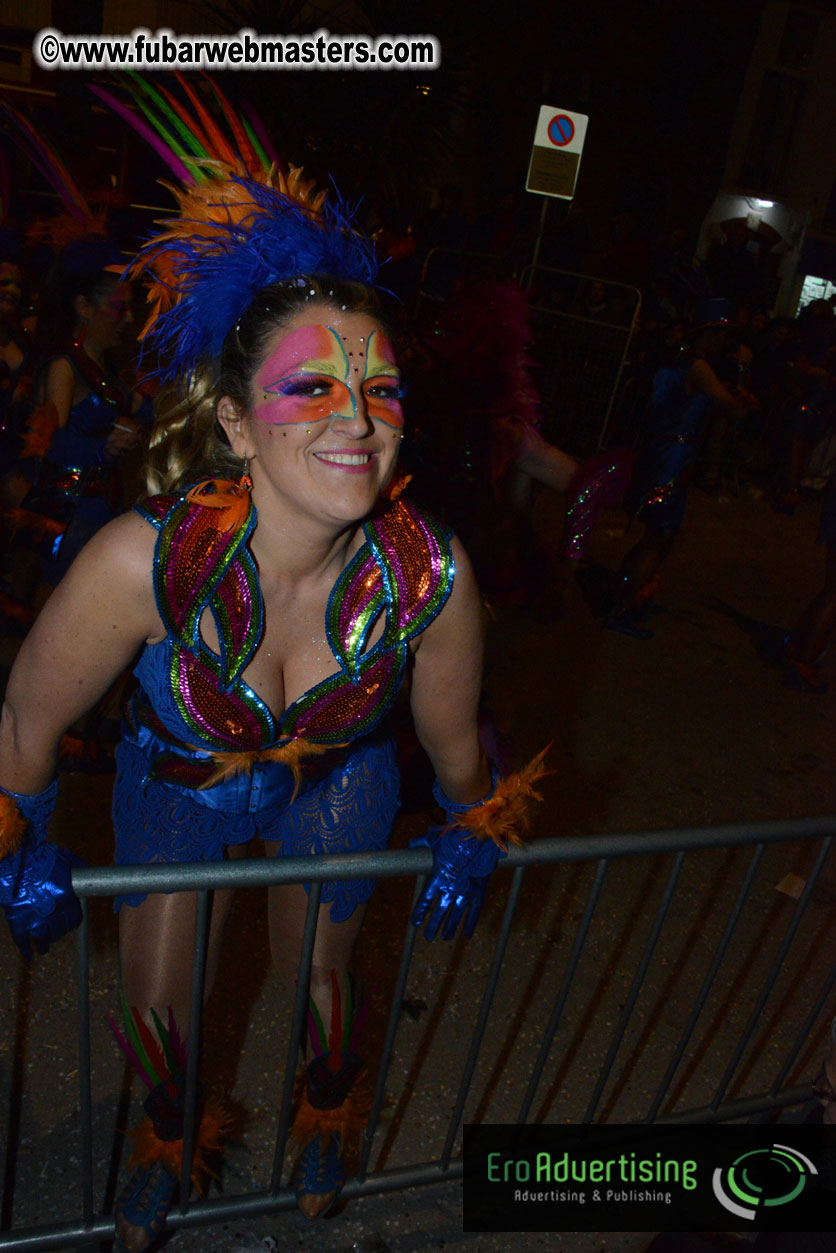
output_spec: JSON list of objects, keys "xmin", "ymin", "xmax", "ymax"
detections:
[{"xmin": 314, "ymin": 452, "xmax": 374, "ymax": 466}]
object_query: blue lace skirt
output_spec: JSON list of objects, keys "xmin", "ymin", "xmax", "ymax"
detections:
[{"xmin": 112, "ymin": 732, "xmax": 400, "ymax": 921}]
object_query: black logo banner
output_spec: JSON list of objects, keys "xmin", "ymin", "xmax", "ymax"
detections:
[{"xmin": 462, "ymin": 1124, "xmax": 836, "ymax": 1232}]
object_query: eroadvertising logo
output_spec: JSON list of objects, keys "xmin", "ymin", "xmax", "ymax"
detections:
[
  {"xmin": 463, "ymin": 1125, "xmax": 836, "ymax": 1233},
  {"xmin": 712, "ymin": 1143, "xmax": 818, "ymax": 1220}
]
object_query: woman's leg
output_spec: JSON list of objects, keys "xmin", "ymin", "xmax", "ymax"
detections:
[
  {"xmin": 263, "ymin": 876, "xmax": 366, "ymax": 1017},
  {"xmin": 260, "ymin": 738, "xmax": 399, "ymax": 1217},
  {"xmin": 118, "ymin": 863, "xmax": 241, "ymax": 1033},
  {"xmin": 512, "ymin": 429, "xmax": 578, "ymax": 493},
  {"xmin": 114, "ymin": 846, "xmax": 244, "ymax": 1253},
  {"xmin": 617, "ymin": 524, "xmax": 675, "ymax": 614}
]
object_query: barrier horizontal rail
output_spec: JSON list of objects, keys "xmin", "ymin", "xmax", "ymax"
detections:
[{"xmin": 69, "ymin": 814, "xmax": 836, "ymax": 896}]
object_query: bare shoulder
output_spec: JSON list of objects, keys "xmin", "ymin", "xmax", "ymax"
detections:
[
  {"xmin": 447, "ymin": 533, "xmax": 480, "ymax": 606},
  {"xmin": 71, "ymin": 508, "xmax": 157, "ymax": 580},
  {"xmin": 44, "ymin": 354, "xmax": 74, "ymax": 384},
  {"xmin": 46, "ymin": 508, "xmax": 162, "ymax": 642}
]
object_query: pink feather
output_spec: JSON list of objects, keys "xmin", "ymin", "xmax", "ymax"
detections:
[{"xmin": 88, "ymin": 85, "xmax": 192, "ymax": 184}]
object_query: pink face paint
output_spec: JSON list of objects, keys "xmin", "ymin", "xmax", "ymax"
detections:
[
  {"xmin": 361, "ymin": 330, "xmax": 404, "ymax": 429},
  {"xmin": 254, "ymin": 321, "xmax": 404, "ymax": 429},
  {"xmin": 254, "ymin": 324, "xmax": 355, "ymax": 426}
]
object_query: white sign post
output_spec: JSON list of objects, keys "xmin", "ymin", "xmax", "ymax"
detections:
[
  {"xmin": 525, "ymin": 104, "xmax": 589, "ymax": 287},
  {"xmin": 526, "ymin": 105, "xmax": 589, "ymax": 200}
]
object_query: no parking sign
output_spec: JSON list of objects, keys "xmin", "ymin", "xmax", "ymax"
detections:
[{"xmin": 526, "ymin": 104, "xmax": 588, "ymax": 199}]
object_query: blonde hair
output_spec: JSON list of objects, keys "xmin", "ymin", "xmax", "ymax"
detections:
[{"xmin": 143, "ymin": 274, "xmax": 386, "ymax": 496}]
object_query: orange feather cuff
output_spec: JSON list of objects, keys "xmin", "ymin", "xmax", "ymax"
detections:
[
  {"xmin": 446, "ymin": 746, "xmax": 551, "ymax": 853},
  {"xmin": 291, "ymin": 1069, "xmax": 373, "ymax": 1154},
  {"xmin": 0, "ymin": 793, "xmax": 27, "ymax": 860},
  {"xmin": 127, "ymin": 1098, "xmax": 232, "ymax": 1193}
]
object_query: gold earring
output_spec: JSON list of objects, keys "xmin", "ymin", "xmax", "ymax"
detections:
[{"xmin": 305, "ymin": 428, "xmax": 312, "ymax": 435}]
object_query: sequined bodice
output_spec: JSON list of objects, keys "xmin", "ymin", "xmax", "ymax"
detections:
[{"xmin": 133, "ymin": 483, "xmax": 454, "ymax": 753}]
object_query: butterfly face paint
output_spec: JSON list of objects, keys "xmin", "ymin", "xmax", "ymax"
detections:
[
  {"xmin": 254, "ymin": 321, "xmax": 404, "ymax": 429},
  {"xmin": 364, "ymin": 329, "xmax": 404, "ymax": 428}
]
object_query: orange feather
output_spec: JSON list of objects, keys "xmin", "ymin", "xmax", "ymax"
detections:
[
  {"xmin": 203, "ymin": 74, "xmax": 260, "ymax": 173},
  {"xmin": 290, "ymin": 1071, "xmax": 372, "ymax": 1154},
  {"xmin": 205, "ymin": 738, "xmax": 347, "ymax": 801},
  {"xmin": 127, "ymin": 1098, "xmax": 231, "ymax": 1193},
  {"xmin": 0, "ymin": 793, "xmax": 27, "ymax": 858},
  {"xmin": 450, "ymin": 745, "xmax": 553, "ymax": 852},
  {"xmin": 184, "ymin": 478, "xmax": 252, "ymax": 534},
  {"xmin": 174, "ymin": 74, "xmax": 237, "ymax": 165}
]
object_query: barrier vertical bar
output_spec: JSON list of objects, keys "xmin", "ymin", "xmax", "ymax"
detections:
[
  {"xmin": 771, "ymin": 949, "xmax": 836, "ymax": 1096},
  {"xmin": 596, "ymin": 294, "xmax": 640, "ymax": 449},
  {"xmin": 356, "ymin": 900, "xmax": 421, "ymax": 1182},
  {"xmin": 583, "ymin": 852, "xmax": 686, "ymax": 1123},
  {"xmin": 440, "ymin": 866, "xmax": 525, "ymax": 1169},
  {"xmin": 270, "ymin": 881, "xmax": 322, "ymax": 1194},
  {"xmin": 517, "ymin": 857, "xmax": 609, "ymax": 1125},
  {"xmin": 644, "ymin": 844, "xmax": 765, "ymax": 1123},
  {"xmin": 75, "ymin": 899, "xmax": 94, "ymax": 1226},
  {"xmin": 710, "ymin": 836, "xmax": 832, "ymax": 1110},
  {"xmin": 178, "ymin": 888, "xmax": 211, "ymax": 1213}
]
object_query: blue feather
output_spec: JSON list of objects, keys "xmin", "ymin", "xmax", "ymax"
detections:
[{"xmin": 132, "ymin": 173, "xmax": 379, "ymax": 384}]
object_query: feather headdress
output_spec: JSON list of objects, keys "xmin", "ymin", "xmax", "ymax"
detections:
[
  {"xmin": 0, "ymin": 98, "xmax": 111, "ymax": 252},
  {"xmin": 92, "ymin": 73, "xmax": 378, "ymax": 383}
]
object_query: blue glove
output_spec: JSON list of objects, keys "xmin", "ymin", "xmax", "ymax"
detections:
[
  {"xmin": 0, "ymin": 781, "xmax": 84, "ymax": 960},
  {"xmin": 410, "ymin": 823, "xmax": 505, "ymax": 941}
]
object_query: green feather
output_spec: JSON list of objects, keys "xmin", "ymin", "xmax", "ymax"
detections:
[
  {"xmin": 240, "ymin": 113, "xmax": 270, "ymax": 172},
  {"xmin": 308, "ymin": 998, "xmax": 328, "ymax": 1054},
  {"xmin": 120, "ymin": 992, "xmax": 160, "ymax": 1087},
  {"xmin": 150, "ymin": 1007, "xmax": 184, "ymax": 1080},
  {"xmin": 122, "ymin": 72, "xmax": 204, "ymax": 165}
]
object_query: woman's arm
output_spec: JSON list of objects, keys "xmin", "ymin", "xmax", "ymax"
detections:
[
  {"xmin": 409, "ymin": 536, "xmax": 492, "ymax": 804},
  {"xmin": 689, "ymin": 358, "xmax": 749, "ymax": 416},
  {"xmin": 40, "ymin": 356, "xmax": 75, "ymax": 428},
  {"xmin": 0, "ymin": 510, "xmax": 160, "ymax": 792}
]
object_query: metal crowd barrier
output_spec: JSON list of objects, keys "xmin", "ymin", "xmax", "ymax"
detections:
[
  {"xmin": 2, "ymin": 816, "xmax": 835, "ymax": 1250},
  {"xmin": 520, "ymin": 264, "xmax": 642, "ymax": 456}
]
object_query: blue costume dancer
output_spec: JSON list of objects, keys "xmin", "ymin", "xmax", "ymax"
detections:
[{"xmin": 607, "ymin": 302, "xmax": 751, "ymax": 638}]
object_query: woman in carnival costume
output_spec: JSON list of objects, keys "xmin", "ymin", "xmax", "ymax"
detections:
[
  {"xmin": 0, "ymin": 99, "xmax": 150, "ymax": 589},
  {"xmin": 0, "ymin": 79, "xmax": 547, "ymax": 1249},
  {"xmin": 605, "ymin": 298, "xmax": 756, "ymax": 639},
  {"xmin": 16, "ymin": 236, "xmax": 148, "ymax": 582},
  {"xmin": 412, "ymin": 276, "xmax": 633, "ymax": 603}
]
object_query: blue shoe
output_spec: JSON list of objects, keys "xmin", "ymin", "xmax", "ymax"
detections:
[
  {"xmin": 114, "ymin": 1160, "xmax": 177, "ymax": 1251},
  {"xmin": 293, "ymin": 1133, "xmax": 346, "ymax": 1219}
]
